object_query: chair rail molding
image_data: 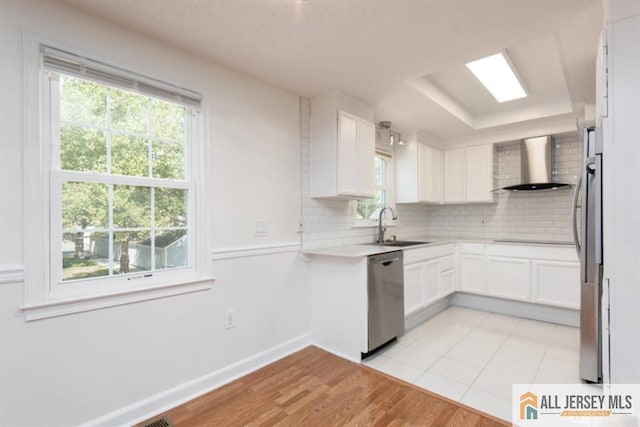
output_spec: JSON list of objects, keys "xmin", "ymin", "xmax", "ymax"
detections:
[
  {"xmin": 0, "ymin": 265, "xmax": 25, "ymax": 285},
  {"xmin": 211, "ymin": 242, "xmax": 301, "ymax": 261}
]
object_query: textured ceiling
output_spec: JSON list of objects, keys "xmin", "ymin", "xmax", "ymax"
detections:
[{"xmin": 61, "ymin": 0, "xmax": 603, "ymax": 143}]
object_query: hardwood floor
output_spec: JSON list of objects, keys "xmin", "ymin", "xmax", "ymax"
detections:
[{"xmin": 139, "ymin": 346, "xmax": 510, "ymax": 426}]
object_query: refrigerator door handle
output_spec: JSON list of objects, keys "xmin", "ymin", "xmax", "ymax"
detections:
[
  {"xmin": 572, "ymin": 174, "xmax": 582, "ymax": 259},
  {"xmin": 594, "ymin": 155, "xmax": 603, "ymax": 265}
]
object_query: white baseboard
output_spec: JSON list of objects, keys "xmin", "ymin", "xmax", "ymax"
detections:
[
  {"xmin": 451, "ymin": 293, "xmax": 580, "ymax": 327},
  {"xmin": 310, "ymin": 342, "xmax": 362, "ymax": 364},
  {"xmin": 81, "ymin": 333, "xmax": 312, "ymax": 427}
]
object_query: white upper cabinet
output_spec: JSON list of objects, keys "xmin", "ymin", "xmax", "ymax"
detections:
[
  {"xmin": 357, "ymin": 119, "xmax": 376, "ymax": 196},
  {"xmin": 420, "ymin": 144, "xmax": 443, "ymax": 203},
  {"xmin": 396, "ymin": 139, "xmax": 442, "ymax": 204},
  {"xmin": 443, "ymin": 148, "xmax": 466, "ymax": 203},
  {"xmin": 443, "ymin": 144, "xmax": 493, "ymax": 204},
  {"xmin": 310, "ymin": 93, "xmax": 375, "ymax": 199},
  {"xmin": 465, "ymin": 144, "xmax": 494, "ymax": 203}
]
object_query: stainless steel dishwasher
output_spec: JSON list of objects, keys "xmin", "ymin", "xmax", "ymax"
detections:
[{"xmin": 366, "ymin": 250, "xmax": 404, "ymax": 353}]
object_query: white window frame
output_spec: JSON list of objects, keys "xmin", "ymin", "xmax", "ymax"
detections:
[
  {"xmin": 353, "ymin": 150, "xmax": 397, "ymax": 228},
  {"xmin": 22, "ymin": 36, "xmax": 213, "ymax": 321}
]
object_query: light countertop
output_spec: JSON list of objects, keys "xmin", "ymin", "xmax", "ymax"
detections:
[
  {"xmin": 301, "ymin": 237, "xmax": 575, "ymax": 259},
  {"xmin": 301, "ymin": 239, "xmax": 453, "ymax": 259}
]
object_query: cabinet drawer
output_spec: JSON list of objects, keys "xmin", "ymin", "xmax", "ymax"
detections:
[
  {"xmin": 438, "ymin": 243, "xmax": 456, "ymax": 257},
  {"xmin": 487, "ymin": 243, "xmax": 577, "ymax": 262},
  {"xmin": 440, "ymin": 255, "xmax": 455, "ymax": 271},
  {"xmin": 459, "ymin": 243, "xmax": 485, "ymax": 255},
  {"xmin": 403, "ymin": 246, "xmax": 440, "ymax": 264}
]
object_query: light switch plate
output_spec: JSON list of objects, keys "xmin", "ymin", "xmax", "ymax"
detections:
[{"xmin": 255, "ymin": 220, "xmax": 268, "ymax": 237}]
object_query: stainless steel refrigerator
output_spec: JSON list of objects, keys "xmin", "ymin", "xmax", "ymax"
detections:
[{"xmin": 573, "ymin": 127, "xmax": 603, "ymax": 383}]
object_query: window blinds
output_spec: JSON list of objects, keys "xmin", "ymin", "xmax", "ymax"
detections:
[{"xmin": 41, "ymin": 45, "xmax": 202, "ymax": 108}]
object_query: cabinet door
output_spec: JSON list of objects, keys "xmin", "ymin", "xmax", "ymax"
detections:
[
  {"xmin": 358, "ymin": 119, "xmax": 376, "ymax": 197},
  {"xmin": 419, "ymin": 145, "xmax": 442, "ymax": 203},
  {"xmin": 460, "ymin": 254, "xmax": 485, "ymax": 293},
  {"xmin": 424, "ymin": 258, "xmax": 441, "ymax": 305},
  {"xmin": 532, "ymin": 260, "xmax": 580, "ymax": 309},
  {"xmin": 337, "ymin": 111, "xmax": 359, "ymax": 195},
  {"xmin": 443, "ymin": 148, "xmax": 466, "ymax": 203},
  {"xmin": 465, "ymin": 144, "xmax": 493, "ymax": 203},
  {"xmin": 440, "ymin": 269, "xmax": 455, "ymax": 296},
  {"xmin": 430, "ymin": 149, "xmax": 443, "ymax": 202},
  {"xmin": 487, "ymin": 256, "xmax": 531, "ymax": 301},
  {"xmin": 404, "ymin": 263, "xmax": 424, "ymax": 316}
]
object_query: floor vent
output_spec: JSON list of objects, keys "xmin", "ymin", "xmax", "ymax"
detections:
[{"xmin": 142, "ymin": 417, "xmax": 173, "ymax": 427}]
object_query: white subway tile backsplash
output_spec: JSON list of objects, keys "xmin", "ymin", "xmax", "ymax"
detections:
[{"xmin": 299, "ymin": 96, "xmax": 580, "ymax": 249}]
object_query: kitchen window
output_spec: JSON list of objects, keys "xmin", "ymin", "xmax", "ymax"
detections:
[
  {"xmin": 354, "ymin": 151, "xmax": 395, "ymax": 226},
  {"xmin": 22, "ymin": 43, "xmax": 211, "ymax": 319}
]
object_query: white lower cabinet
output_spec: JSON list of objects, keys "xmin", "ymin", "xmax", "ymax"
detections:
[
  {"xmin": 459, "ymin": 243, "xmax": 580, "ymax": 310},
  {"xmin": 487, "ymin": 256, "xmax": 531, "ymax": 301},
  {"xmin": 460, "ymin": 254, "xmax": 485, "ymax": 294},
  {"xmin": 404, "ymin": 242, "xmax": 578, "ymax": 318},
  {"xmin": 403, "ymin": 245, "xmax": 456, "ymax": 317},
  {"xmin": 532, "ymin": 260, "xmax": 580, "ymax": 309},
  {"xmin": 424, "ymin": 258, "xmax": 441, "ymax": 305},
  {"xmin": 404, "ymin": 262, "xmax": 425, "ymax": 315},
  {"xmin": 440, "ymin": 268, "xmax": 455, "ymax": 296}
]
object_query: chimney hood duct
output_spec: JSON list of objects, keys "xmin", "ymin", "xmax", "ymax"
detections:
[{"xmin": 502, "ymin": 136, "xmax": 572, "ymax": 191}]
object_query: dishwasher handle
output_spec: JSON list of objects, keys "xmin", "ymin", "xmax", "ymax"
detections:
[{"xmin": 368, "ymin": 251, "xmax": 403, "ymax": 265}]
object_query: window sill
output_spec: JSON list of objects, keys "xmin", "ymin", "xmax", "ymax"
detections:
[{"xmin": 21, "ymin": 276, "xmax": 215, "ymax": 321}]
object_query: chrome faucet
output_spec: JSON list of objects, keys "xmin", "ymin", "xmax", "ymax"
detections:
[{"xmin": 377, "ymin": 206, "xmax": 398, "ymax": 243}]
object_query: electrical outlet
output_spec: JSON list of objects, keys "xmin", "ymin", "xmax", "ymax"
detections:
[{"xmin": 224, "ymin": 309, "xmax": 236, "ymax": 329}]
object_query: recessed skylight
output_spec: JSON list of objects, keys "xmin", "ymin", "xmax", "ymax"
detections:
[{"xmin": 466, "ymin": 52, "xmax": 527, "ymax": 103}]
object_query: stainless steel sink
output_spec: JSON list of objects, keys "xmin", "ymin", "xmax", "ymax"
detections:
[{"xmin": 378, "ymin": 240, "xmax": 430, "ymax": 247}]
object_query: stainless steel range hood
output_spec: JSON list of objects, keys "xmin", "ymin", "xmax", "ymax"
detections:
[{"xmin": 502, "ymin": 136, "xmax": 572, "ymax": 191}]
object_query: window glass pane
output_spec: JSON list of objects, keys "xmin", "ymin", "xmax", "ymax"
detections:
[
  {"xmin": 60, "ymin": 75, "xmax": 107, "ymax": 127},
  {"xmin": 356, "ymin": 153, "xmax": 391, "ymax": 221},
  {"xmin": 60, "ymin": 125, "xmax": 107, "ymax": 172},
  {"xmin": 153, "ymin": 229, "xmax": 188, "ymax": 270},
  {"xmin": 111, "ymin": 134, "xmax": 149, "ymax": 176},
  {"xmin": 151, "ymin": 100, "xmax": 185, "ymax": 142},
  {"xmin": 152, "ymin": 140, "xmax": 185, "ymax": 179},
  {"xmin": 356, "ymin": 199, "xmax": 378, "ymax": 220},
  {"xmin": 61, "ymin": 231, "xmax": 109, "ymax": 281},
  {"xmin": 62, "ymin": 182, "xmax": 109, "ymax": 229},
  {"xmin": 155, "ymin": 188, "xmax": 188, "ymax": 227},
  {"xmin": 113, "ymin": 230, "xmax": 151, "ymax": 274},
  {"xmin": 54, "ymin": 71, "xmax": 193, "ymax": 284},
  {"xmin": 110, "ymin": 87, "xmax": 149, "ymax": 134},
  {"xmin": 378, "ymin": 188, "xmax": 387, "ymax": 210},
  {"xmin": 375, "ymin": 156, "xmax": 385, "ymax": 187},
  {"xmin": 113, "ymin": 185, "xmax": 151, "ymax": 228}
]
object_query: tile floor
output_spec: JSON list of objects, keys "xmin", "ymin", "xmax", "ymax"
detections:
[{"xmin": 362, "ymin": 306, "xmax": 590, "ymax": 421}]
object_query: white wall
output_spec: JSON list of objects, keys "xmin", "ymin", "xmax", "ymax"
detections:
[{"xmin": 0, "ymin": 1, "xmax": 309, "ymax": 425}]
